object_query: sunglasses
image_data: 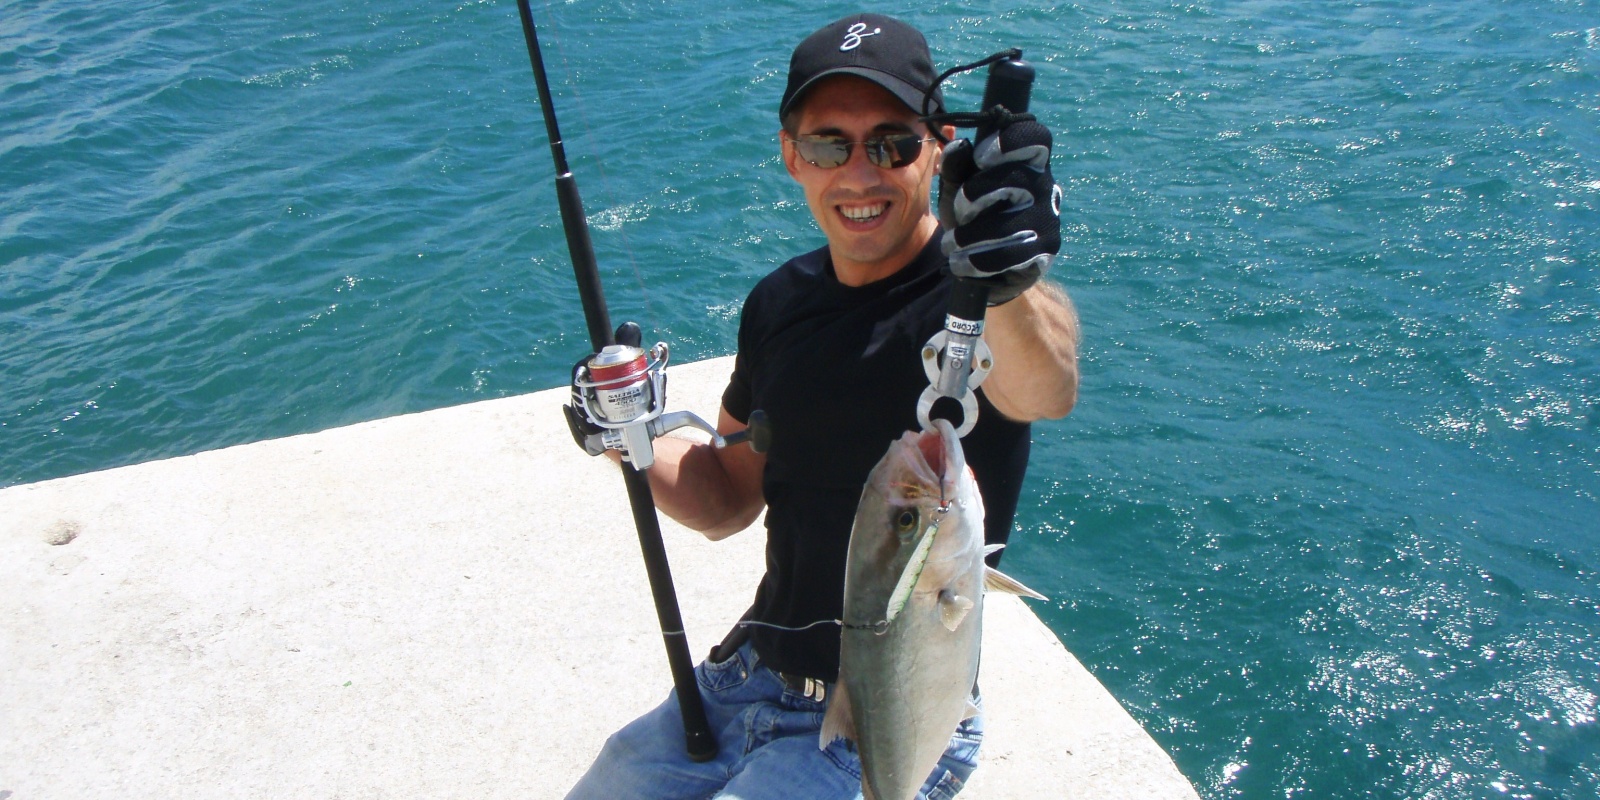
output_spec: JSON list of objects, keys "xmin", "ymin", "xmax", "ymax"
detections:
[{"xmin": 789, "ymin": 133, "xmax": 935, "ymax": 170}]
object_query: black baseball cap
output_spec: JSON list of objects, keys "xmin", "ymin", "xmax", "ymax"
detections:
[{"xmin": 779, "ymin": 14, "xmax": 944, "ymax": 121}]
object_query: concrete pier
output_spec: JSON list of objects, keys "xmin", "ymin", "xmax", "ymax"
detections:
[{"xmin": 1, "ymin": 356, "xmax": 1199, "ymax": 799}]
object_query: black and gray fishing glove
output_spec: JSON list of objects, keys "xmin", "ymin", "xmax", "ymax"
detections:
[
  {"xmin": 937, "ymin": 115, "xmax": 1063, "ymax": 305},
  {"xmin": 564, "ymin": 354, "xmax": 607, "ymax": 457}
]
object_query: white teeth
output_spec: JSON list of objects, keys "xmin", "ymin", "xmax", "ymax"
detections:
[{"xmin": 841, "ymin": 203, "xmax": 887, "ymax": 222}]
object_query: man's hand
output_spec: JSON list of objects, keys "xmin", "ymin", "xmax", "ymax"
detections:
[
  {"xmin": 564, "ymin": 355, "xmax": 607, "ymax": 457},
  {"xmin": 937, "ymin": 115, "xmax": 1062, "ymax": 305}
]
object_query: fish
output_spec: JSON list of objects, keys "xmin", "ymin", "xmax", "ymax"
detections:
[{"xmin": 821, "ymin": 418, "xmax": 1045, "ymax": 800}]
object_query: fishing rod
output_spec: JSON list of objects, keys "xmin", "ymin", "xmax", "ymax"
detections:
[
  {"xmin": 919, "ymin": 55, "xmax": 1036, "ymax": 437},
  {"xmin": 513, "ymin": 0, "xmax": 768, "ymax": 763}
]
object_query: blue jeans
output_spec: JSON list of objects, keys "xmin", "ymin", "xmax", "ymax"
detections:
[{"xmin": 564, "ymin": 639, "xmax": 983, "ymax": 800}]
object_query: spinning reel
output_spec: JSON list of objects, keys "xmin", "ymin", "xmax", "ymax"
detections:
[{"xmin": 567, "ymin": 323, "xmax": 768, "ymax": 470}]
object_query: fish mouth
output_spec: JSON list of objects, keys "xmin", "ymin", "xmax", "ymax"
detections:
[{"xmin": 912, "ymin": 419, "xmax": 964, "ymax": 501}]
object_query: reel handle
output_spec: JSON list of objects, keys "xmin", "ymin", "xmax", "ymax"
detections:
[{"xmin": 718, "ymin": 409, "xmax": 771, "ymax": 454}]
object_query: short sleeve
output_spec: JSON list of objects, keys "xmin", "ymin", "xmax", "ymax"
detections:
[
  {"xmin": 722, "ymin": 349, "xmax": 752, "ymax": 424},
  {"xmin": 720, "ymin": 293, "xmax": 758, "ymax": 424}
]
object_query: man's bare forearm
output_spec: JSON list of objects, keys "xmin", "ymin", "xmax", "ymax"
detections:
[
  {"xmin": 980, "ymin": 280, "xmax": 1081, "ymax": 422},
  {"xmin": 602, "ymin": 406, "xmax": 766, "ymax": 540}
]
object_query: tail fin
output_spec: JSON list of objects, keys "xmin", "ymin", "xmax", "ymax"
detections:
[{"xmin": 818, "ymin": 678, "xmax": 855, "ymax": 748}]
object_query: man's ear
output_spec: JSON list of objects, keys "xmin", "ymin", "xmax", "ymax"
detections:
[
  {"xmin": 931, "ymin": 125, "xmax": 956, "ymax": 174},
  {"xmin": 780, "ymin": 131, "xmax": 802, "ymax": 180}
]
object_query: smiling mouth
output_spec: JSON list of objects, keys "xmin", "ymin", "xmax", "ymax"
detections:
[{"xmin": 839, "ymin": 202, "xmax": 888, "ymax": 223}]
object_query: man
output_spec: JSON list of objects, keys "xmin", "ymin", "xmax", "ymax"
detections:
[{"xmin": 565, "ymin": 13, "xmax": 1079, "ymax": 800}]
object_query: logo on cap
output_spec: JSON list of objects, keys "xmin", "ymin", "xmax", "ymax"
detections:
[{"xmin": 840, "ymin": 22, "xmax": 881, "ymax": 51}]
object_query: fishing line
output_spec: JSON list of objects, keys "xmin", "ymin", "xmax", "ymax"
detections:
[
  {"xmin": 738, "ymin": 497, "xmax": 956, "ymax": 638},
  {"xmin": 738, "ymin": 618, "xmax": 891, "ymax": 635},
  {"xmin": 539, "ymin": 2, "xmax": 656, "ymax": 325}
]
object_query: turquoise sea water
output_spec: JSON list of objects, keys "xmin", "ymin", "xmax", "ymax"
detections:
[{"xmin": 3, "ymin": 0, "xmax": 1596, "ymax": 796}]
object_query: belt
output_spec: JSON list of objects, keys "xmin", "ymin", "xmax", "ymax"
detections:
[
  {"xmin": 778, "ymin": 671, "xmax": 828, "ymax": 703},
  {"xmin": 718, "ymin": 623, "xmax": 828, "ymax": 702}
]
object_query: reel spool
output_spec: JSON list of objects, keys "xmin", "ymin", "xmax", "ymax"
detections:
[
  {"xmin": 580, "ymin": 343, "xmax": 668, "ymax": 426},
  {"xmin": 574, "ymin": 342, "xmax": 669, "ymax": 468},
  {"xmin": 570, "ymin": 338, "xmax": 771, "ymax": 469}
]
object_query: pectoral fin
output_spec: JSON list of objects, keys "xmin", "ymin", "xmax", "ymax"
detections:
[
  {"xmin": 964, "ymin": 699, "xmax": 981, "ymax": 720},
  {"xmin": 938, "ymin": 590, "xmax": 975, "ymax": 631},
  {"xmin": 984, "ymin": 566, "xmax": 1047, "ymax": 601},
  {"xmin": 819, "ymin": 677, "xmax": 855, "ymax": 748},
  {"xmin": 983, "ymin": 543, "xmax": 1006, "ymax": 558}
]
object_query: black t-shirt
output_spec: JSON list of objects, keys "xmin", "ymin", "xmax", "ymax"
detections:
[{"xmin": 721, "ymin": 233, "xmax": 1032, "ymax": 682}]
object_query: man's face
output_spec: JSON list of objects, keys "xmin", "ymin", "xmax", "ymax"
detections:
[{"xmin": 782, "ymin": 75, "xmax": 943, "ymax": 285}]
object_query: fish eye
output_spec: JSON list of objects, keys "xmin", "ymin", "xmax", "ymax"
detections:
[{"xmin": 895, "ymin": 509, "xmax": 918, "ymax": 533}]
